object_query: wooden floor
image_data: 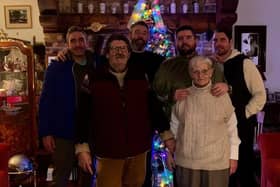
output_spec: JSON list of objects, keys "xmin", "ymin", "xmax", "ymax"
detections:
[
  {"xmin": 10, "ymin": 152, "xmax": 261, "ymax": 187},
  {"xmin": 11, "ymin": 177, "xmax": 260, "ymax": 187},
  {"xmin": 10, "ymin": 180, "xmax": 79, "ymax": 187}
]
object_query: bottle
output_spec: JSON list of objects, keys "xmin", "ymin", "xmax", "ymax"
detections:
[
  {"xmin": 111, "ymin": 2, "xmax": 117, "ymax": 14},
  {"xmin": 88, "ymin": 2, "xmax": 94, "ymax": 14},
  {"xmin": 181, "ymin": 0, "xmax": 188, "ymax": 14},
  {"xmin": 170, "ymin": 0, "xmax": 176, "ymax": 14},
  {"xmin": 159, "ymin": 0, "xmax": 165, "ymax": 14},
  {"xmin": 77, "ymin": 1, "xmax": 83, "ymax": 13},
  {"xmin": 123, "ymin": 2, "xmax": 129, "ymax": 14},
  {"xmin": 99, "ymin": 1, "xmax": 106, "ymax": 14},
  {"xmin": 193, "ymin": 0, "xmax": 199, "ymax": 13}
]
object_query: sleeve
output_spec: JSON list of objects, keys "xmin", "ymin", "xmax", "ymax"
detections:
[
  {"xmin": 75, "ymin": 143, "xmax": 90, "ymax": 155},
  {"xmin": 212, "ymin": 61, "xmax": 226, "ymax": 83},
  {"xmin": 38, "ymin": 62, "xmax": 56, "ymax": 137},
  {"xmin": 74, "ymin": 72, "xmax": 93, "ymax": 145},
  {"xmin": 169, "ymin": 105, "xmax": 180, "ymax": 139},
  {"xmin": 226, "ymin": 112, "xmax": 241, "ymax": 160},
  {"xmin": 153, "ymin": 62, "xmax": 171, "ymax": 101},
  {"xmin": 152, "ymin": 62, "xmax": 176, "ymax": 120},
  {"xmin": 148, "ymin": 88, "xmax": 174, "ymax": 141},
  {"xmin": 243, "ymin": 59, "xmax": 267, "ymax": 118}
]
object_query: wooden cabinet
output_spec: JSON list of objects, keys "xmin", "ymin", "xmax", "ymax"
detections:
[
  {"xmin": 38, "ymin": 0, "xmax": 239, "ymax": 33},
  {"xmin": 0, "ymin": 39, "xmax": 37, "ymax": 156},
  {"xmin": 38, "ymin": 0, "xmax": 238, "ymax": 57}
]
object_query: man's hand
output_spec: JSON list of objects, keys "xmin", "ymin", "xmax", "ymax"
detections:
[
  {"xmin": 164, "ymin": 138, "xmax": 176, "ymax": 154},
  {"xmin": 56, "ymin": 48, "xmax": 68, "ymax": 62},
  {"xmin": 77, "ymin": 152, "xmax": 94, "ymax": 175},
  {"xmin": 229, "ymin": 159, "xmax": 238, "ymax": 175},
  {"xmin": 42, "ymin": 136, "xmax": 55, "ymax": 153},
  {"xmin": 212, "ymin": 54, "xmax": 225, "ymax": 63},
  {"xmin": 174, "ymin": 88, "xmax": 189, "ymax": 101},
  {"xmin": 211, "ymin": 82, "xmax": 228, "ymax": 97},
  {"xmin": 166, "ymin": 150, "xmax": 176, "ymax": 171}
]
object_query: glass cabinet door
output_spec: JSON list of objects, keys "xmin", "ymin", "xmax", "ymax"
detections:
[
  {"xmin": 0, "ymin": 39, "xmax": 36, "ymax": 156},
  {"xmin": 0, "ymin": 46, "xmax": 28, "ymax": 101}
]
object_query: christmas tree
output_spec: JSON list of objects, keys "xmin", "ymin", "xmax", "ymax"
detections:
[{"xmin": 128, "ymin": 0, "xmax": 175, "ymax": 57}]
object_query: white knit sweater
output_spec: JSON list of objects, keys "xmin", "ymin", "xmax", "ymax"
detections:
[{"xmin": 170, "ymin": 82, "xmax": 240, "ymax": 170}]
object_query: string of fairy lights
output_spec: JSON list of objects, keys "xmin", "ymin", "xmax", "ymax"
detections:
[{"xmin": 152, "ymin": 133, "xmax": 174, "ymax": 187}]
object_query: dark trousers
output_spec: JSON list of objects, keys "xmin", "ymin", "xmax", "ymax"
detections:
[
  {"xmin": 176, "ymin": 166, "xmax": 229, "ymax": 187},
  {"xmin": 78, "ymin": 169, "xmax": 94, "ymax": 187},
  {"xmin": 52, "ymin": 138, "xmax": 75, "ymax": 187},
  {"xmin": 229, "ymin": 120, "xmax": 257, "ymax": 187}
]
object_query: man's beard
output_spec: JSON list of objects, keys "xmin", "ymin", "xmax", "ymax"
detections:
[
  {"xmin": 178, "ymin": 47, "xmax": 195, "ymax": 56},
  {"xmin": 132, "ymin": 39, "xmax": 146, "ymax": 51},
  {"xmin": 215, "ymin": 47, "xmax": 227, "ymax": 56}
]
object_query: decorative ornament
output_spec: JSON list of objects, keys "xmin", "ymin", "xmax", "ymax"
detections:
[{"xmin": 86, "ymin": 22, "xmax": 107, "ymax": 32}]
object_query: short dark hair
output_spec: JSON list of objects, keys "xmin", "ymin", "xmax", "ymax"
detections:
[
  {"xmin": 215, "ymin": 25, "xmax": 233, "ymax": 40},
  {"xmin": 104, "ymin": 34, "xmax": 132, "ymax": 54},
  {"xmin": 130, "ymin": 21, "xmax": 149, "ymax": 31},
  {"xmin": 66, "ymin": 26, "xmax": 86, "ymax": 41},
  {"xmin": 175, "ymin": 25, "xmax": 195, "ymax": 37}
]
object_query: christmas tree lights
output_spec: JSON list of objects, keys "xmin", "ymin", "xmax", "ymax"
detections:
[
  {"xmin": 151, "ymin": 133, "xmax": 174, "ymax": 187},
  {"xmin": 128, "ymin": 0, "xmax": 175, "ymax": 57}
]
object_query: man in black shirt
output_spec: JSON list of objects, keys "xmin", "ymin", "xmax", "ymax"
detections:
[
  {"xmin": 129, "ymin": 21, "xmax": 167, "ymax": 187},
  {"xmin": 128, "ymin": 21, "xmax": 165, "ymax": 83}
]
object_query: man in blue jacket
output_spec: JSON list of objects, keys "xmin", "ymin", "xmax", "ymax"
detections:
[{"xmin": 39, "ymin": 26, "xmax": 94, "ymax": 187}]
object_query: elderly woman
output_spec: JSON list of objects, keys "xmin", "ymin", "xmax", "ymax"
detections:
[{"xmin": 169, "ymin": 56, "xmax": 241, "ymax": 187}]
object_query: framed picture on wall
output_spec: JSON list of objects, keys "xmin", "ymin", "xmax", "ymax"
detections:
[
  {"xmin": 46, "ymin": 55, "xmax": 56, "ymax": 67},
  {"xmin": 4, "ymin": 5, "xmax": 32, "ymax": 29},
  {"xmin": 234, "ymin": 25, "xmax": 267, "ymax": 72}
]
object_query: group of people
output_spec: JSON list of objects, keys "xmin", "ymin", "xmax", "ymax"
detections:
[{"xmin": 38, "ymin": 21, "xmax": 266, "ymax": 187}]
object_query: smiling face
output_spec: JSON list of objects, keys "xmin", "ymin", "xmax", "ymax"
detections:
[
  {"xmin": 66, "ymin": 31, "xmax": 88, "ymax": 58},
  {"xmin": 176, "ymin": 29, "xmax": 197, "ymax": 56},
  {"xmin": 129, "ymin": 24, "xmax": 149, "ymax": 52},
  {"xmin": 106, "ymin": 40, "xmax": 130, "ymax": 72},
  {"xmin": 213, "ymin": 32, "xmax": 232, "ymax": 61},
  {"xmin": 189, "ymin": 56, "xmax": 213, "ymax": 87}
]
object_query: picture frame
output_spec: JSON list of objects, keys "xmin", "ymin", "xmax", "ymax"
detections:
[
  {"xmin": 267, "ymin": 93, "xmax": 275, "ymax": 103},
  {"xmin": 46, "ymin": 55, "xmax": 56, "ymax": 67},
  {"xmin": 4, "ymin": 5, "xmax": 32, "ymax": 29},
  {"xmin": 234, "ymin": 25, "xmax": 266, "ymax": 72},
  {"xmin": 275, "ymin": 92, "xmax": 280, "ymax": 103}
]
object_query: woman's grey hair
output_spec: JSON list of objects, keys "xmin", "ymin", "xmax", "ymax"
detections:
[{"xmin": 189, "ymin": 55, "xmax": 213, "ymax": 71}]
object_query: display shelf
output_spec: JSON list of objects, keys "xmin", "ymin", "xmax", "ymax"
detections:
[
  {"xmin": 0, "ymin": 39, "xmax": 37, "ymax": 156},
  {"xmin": 39, "ymin": 12, "xmax": 217, "ymax": 33}
]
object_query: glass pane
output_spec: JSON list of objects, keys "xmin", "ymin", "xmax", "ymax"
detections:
[{"xmin": 0, "ymin": 46, "xmax": 28, "ymax": 97}]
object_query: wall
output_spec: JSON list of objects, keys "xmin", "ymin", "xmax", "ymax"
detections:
[
  {"xmin": 235, "ymin": 0, "xmax": 280, "ymax": 92},
  {"xmin": 0, "ymin": 0, "xmax": 45, "ymax": 44}
]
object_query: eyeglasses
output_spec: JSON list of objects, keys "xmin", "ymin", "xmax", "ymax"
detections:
[
  {"xmin": 191, "ymin": 69, "xmax": 211, "ymax": 76},
  {"xmin": 109, "ymin": 46, "xmax": 128, "ymax": 52}
]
